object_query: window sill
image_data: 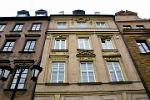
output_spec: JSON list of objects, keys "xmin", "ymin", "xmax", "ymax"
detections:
[
  {"xmin": 3, "ymin": 89, "xmax": 27, "ymax": 96},
  {"xmin": 0, "ymin": 51, "xmax": 13, "ymax": 53},
  {"xmin": 77, "ymin": 49, "xmax": 93, "ymax": 51},
  {"xmin": 19, "ymin": 51, "xmax": 35, "ymax": 53},
  {"xmin": 140, "ymin": 52, "xmax": 150, "ymax": 55},
  {"xmin": 78, "ymin": 82, "xmax": 102, "ymax": 85},
  {"xmin": 102, "ymin": 49, "xmax": 118, "ymax": 52},
  {"xmin": 108, "ymin": 81, "xmax": 132, "ymax": 84},
  {"xmin": 5, "ymin": 34, "xmax": 21, "ymax": 37},
  {"xmin": 51, "ymin": 49, "xmax": 68, "ymax": 52},
  {"xmin": 10, "ymin": 30, "xmax": 22, "ymax": 32},
  {"xmin": 45, "ymin": 83, "xmax": 69, "ymax": 86},
  {"xmin": 28, "ymin": 30, "xmax": 41, "ymax": 32},
  {"xmin": 4, "ymin": 89, "xmax": 27, "ymax": 91}
]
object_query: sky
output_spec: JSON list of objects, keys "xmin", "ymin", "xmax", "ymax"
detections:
[{"xmin": 0, "ymin": 0, "xmax": 150, "ymax": 18}]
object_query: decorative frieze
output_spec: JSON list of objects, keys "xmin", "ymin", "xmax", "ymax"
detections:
[{"xmin": 76, "ymin": 49, "xmax": 96, "ymax": 57}]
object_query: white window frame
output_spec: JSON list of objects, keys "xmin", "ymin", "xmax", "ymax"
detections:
[
  {"xmin": 10, "ymin": 68, "xmax": 28, "ymax": 89},
  {"xmin": 96, "ymin": 22, "xmax": 107, "ymax": 28},
  {"xmin": 101, "ymin": 38, "xmax": 114, "ymax": 49},
  {"xmin": 78, "ymin": 38, "xmax": 91, "ymax": 50},
  {"xmin": 2, "ymin": 41, "xmax": 15, "ymax": 51},
  {"xmin": 57, "ymin": 22, "xmax": 67, "ymax": 29},
  {"xmin": 80, "ymin": 62, "xmax": 96, "ymax": 82},
  {"xmin": 51, "ymin": 62, "xmax": 65, "ymax": 83},
  {"xmin": 24, "ymin": 40, "xmax": 36, "ymax": 51},
  {"xmin": 13, "ymin": 24, "xmax": 23, "ymax": 31},
  {"xmin": 107, "ymin": 61, "xmax": 124, "ymax": 82},
  {"xmin": 54, "ymin": 39, "xmax": 66, "ymax": 50},
  {"xmin": 0, "ymin": 24, "xmax": 6, "ymax": 31},
  {"xmin": 31, "ymin": 23, "xmax": 41, "ymax": 31},
  {"xmin": 137, "ymin": 41, "xmax": 150, "ymax": 53}
]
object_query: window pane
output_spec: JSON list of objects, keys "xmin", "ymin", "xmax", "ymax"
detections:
[
  {"xmin": 54, "ymin": 39, "xmax": 66, "ymax": 49},
  {"xmin": 24, "ymin": 40, "xmax": 36, "ymax": 51},
  {"xmin": 107, "ymin": 62, "xmax": 124, "ymax": 82},
  {"xmin": 96, "ymin": 22, "xmax": 106, "ymax": 28},
  {"xmin": 137, "ymin": 41, "xmax": 150, "ymax": 53},
  {"xmin": 82, "ymin": 72, "xmax": 88, "ymax": 82},
  {"xmin": 19, "ymin": 79, "xmax": 26, "ymax": 83},
  {"xmin": 18, "ymin": 84, "xmax": 24, "ymax": 89},
  {"xmin": 61, "ymin": 40, "xmax": 66, "ymax": 49},
  {"xmin": 116, "ymin": 71, "xmax": 124, "ymax": 81},
  {"xmin": 78, "ymin": 38, "xmax": 90, "ymax": 49},
  {"xmin": 3, "ymin": 41, "xmax": 15, "ymax": 51},
  {"xmin": 0, "ymin": 24, "xmax": 5, "ymax": 31},
  {"xmin": 81, "ymin": 63, "xmax": 86, "ymax": 71},
  {"xmin": 11, "ymin": 68, "xmax": 28, "ymax": 89},
  {"xmin": 10, "ymin": 84, "xmax": 16, "ymax": 89},
  {"xmin": 57, "ymin": 22, "xmax": 67, "ymax": 29},
  {"xmin": 77, "ymin": 23, "xmax": 87, "ymax": 28},
  {"xmin": 51, "ymin": 62, "xmax": 65, "ymax": 83},
  {"xmin": 80, "ymin": 62, "xmax": 95, "ymax": 82},
  {"xmin": 110, "ymin": 72, "xmax": 117, "ymax": 82}
]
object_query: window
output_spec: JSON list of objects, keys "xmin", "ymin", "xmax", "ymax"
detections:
[
  {"xmin": 107, "ymin": 61, "xmax": 124, "ymax": 82},
  {"xmin": 51, "ymin": 62, "xmax": 65, "ymax": 83},
  {"xmin": 0, "ymin": 68, "xmax": 2, "ymax": 75},
  {"xmin": 10, "ymin": 68, "xmax": 28, "ymax": 89},
  {"xmin": 13, "ymin": 24, "xmax": 23, "ymax": 31},
  {"xmin": 2, "ymin": 41, "xmax": 15, "ymax": 51},
  {"xmin": 57, "ymin": 22, "xmax": 67, "ymax": 29},
  {"xmin": 0, "ymin": 24, "xmax": 6, "ymax": 31},
  {"xmin": 123, "ymin": 25, "xmax": 131, "ymax": 29},
  {"xmin": 136, "ymin": 40, "xmax": 150, "ymax": 53},
  {"xmin": 96, "ymin": 22, "xmax": 107, "ymax": 28},
  {"xmin": 54, "ymin": 39, "xmax": 66, "ymax": 50},
  {"xmin": 77, "ymin": 22, "xmax": 87, "ymax": 28},
  {"xmin": 136, "ymin": 25, "xmax": 144, "ymax": 29},
  {"xmin": 78, "ymin": 38, "xmax": 91, "ymax": 50},
  {"xmin": 24, "ymin": 40, "xmax": 36, "ymax": 51},
  {"xmin": 101, "ymin": 38, "xmax": 114, "ymax": 49},
  {"xmin": 80, "ymin": 62, "xmax": 95, "ymax": 82},
  {"xmin": 31, "ymin": 23, "xmax": 41, "ymax": 31}
]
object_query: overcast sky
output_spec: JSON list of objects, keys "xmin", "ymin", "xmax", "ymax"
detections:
[{"xmin": 0, "ymin": 0, "xmax": 149, "ymax": 18}]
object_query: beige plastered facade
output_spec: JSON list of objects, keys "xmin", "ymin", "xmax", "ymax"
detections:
[{"xmin": 34, "ymin": 15, "xmax": 149, "ymax": 100}]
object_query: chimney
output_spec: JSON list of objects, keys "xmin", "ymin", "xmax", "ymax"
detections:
[{"xmin": 17, "ymin": 10, "xmax": 30, "ymax": 17}]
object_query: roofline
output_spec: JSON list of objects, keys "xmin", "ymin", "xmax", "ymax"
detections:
[
  {"xmin": 50, "ymin": 14, "xmax": 114, "ymax": 17},
  {"xmin": 0, "ymin": 16, "xmax": 50, "ymax": 21},
  {"xmin": 116, "ymin": 20, "xmax": 150, "ymax": 22}
]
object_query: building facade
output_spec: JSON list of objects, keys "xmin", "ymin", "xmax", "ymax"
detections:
[
  {"xmin": 115, "ymin": 10, "xmax": 150, "ymax": 98},
  {"xmin": 0, "ymin": 10, "xmax": 49, "ymax": 100},
  {"xmin": 35, "ymin": 10, "xmax": 148, "ymax": 100}
]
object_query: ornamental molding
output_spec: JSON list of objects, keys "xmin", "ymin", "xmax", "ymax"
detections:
[
  {"xmin": 76, "ymin": 50, "xmax": 96, "ymax": 57},
  {"xmin": 49, "ymin": 55, "xmax": 69, "ymax": 61},
  {"xmin": 52, "ymin": 35, "xmax": 68, "ymax": 39},
  {"xmin": 78, "ymin": 57, "xmax": 96, "ymax": 61},
  {"xmin": 74, "ymin": 17, "xmax": 90, "ymax": 23},
  {"xmin": 104, "ymin": 57, "xmax": 120, "ymax": 61}
]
